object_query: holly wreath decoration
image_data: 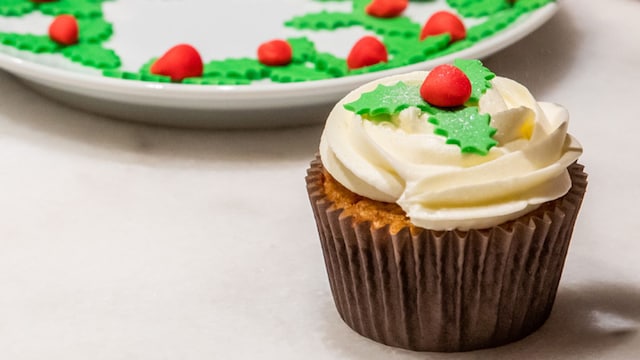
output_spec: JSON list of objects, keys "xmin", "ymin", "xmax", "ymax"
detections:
[{"xmin": 0, "ymin": 0, "xmax": 553, "ymax": 84}]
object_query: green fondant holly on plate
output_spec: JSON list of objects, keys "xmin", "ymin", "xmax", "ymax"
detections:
[{"xmin": 0, "ymin": 0, "xmax": 555, "ymax": 86}]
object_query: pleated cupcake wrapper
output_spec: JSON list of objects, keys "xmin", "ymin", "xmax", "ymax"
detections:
[{"xmin": 306, "ymin": 156, "xmax": 587, "ymax": 352}]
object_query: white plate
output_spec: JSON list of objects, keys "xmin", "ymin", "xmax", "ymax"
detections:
[{"xmin": 0, "ymin": 1, "xmax": 558, "ymax": 128}]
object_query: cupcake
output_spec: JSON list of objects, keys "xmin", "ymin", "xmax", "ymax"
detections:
[{"xmin": 305, "ymin": 59, "xmax": 586, "ymax": 352}]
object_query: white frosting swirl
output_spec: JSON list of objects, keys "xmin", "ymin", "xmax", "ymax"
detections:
[{"xmin": 319, "ymin": 71, "xmax": 582, "ymax": 230}]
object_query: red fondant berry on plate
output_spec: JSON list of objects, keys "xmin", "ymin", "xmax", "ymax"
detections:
[
  {"xmin": 150, "ymin": 44, "xmax": 204, "ymax": 82},
  {"xmin": 365, "ymin": 0, "xmax": 408, "ymax": 18},
  {"xmin": 257, "ymin": 39, "xmax": 293, "ymax": 66},
  {"xmin": 48, "ymin": 14, "xmax": 78, "ymax": 46},
  {"xmin": 420, "ymin": 11, "xmax": 466, "ymax": 42},
  {"xmin": 420, "ymin": 64, "xmax": 472, "ymax": 107},
  {"xmin": 347, "ymin": 36, "xmax": 388, "ymax": 70}
]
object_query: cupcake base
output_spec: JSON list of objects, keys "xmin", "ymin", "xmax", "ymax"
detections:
[{"xmin": 306, "ymin": 156, "xmax": 587, "ymax": 352}]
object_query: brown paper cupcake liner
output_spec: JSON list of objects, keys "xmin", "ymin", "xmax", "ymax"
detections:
[{"xmin": 306, "ymin": 156, "xmax": 587, "ymax": 352}]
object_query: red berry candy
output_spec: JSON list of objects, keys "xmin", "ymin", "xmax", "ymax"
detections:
[
  {"xmin": 420, "ymin": 64, "xmax": 472, "ymax": 107},
  {"xmin": 347, "ymin": 36, "xmax": 388, "ymax": 70},
  {"xmin": 257, "ymin": 39, "xmax": 293, "ymax": 66},
  {"xmin": 48, "ymin": 14, "xmax": 78, "ymax": 46},
  {"xmin": 150, "ymin": 44, "xmax": 203, "ymax": 82},
  {"xmin": 365, "ymin": 0, "xmax": 408, "ymax": 18},
  {"xmin": 420, "ymin": 11, "xmax": 466, "ymax": 42}
]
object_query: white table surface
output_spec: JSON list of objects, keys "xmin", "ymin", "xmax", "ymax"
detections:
[{"xmin": 0, "ymin": 1, "xmax": 639, "ymax": 359}]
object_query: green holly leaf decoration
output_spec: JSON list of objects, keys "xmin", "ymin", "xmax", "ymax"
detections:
[
  {"xmin": 356, "ymin": 13, "xmax": 421, "ymax": 38},
  {"xmin": 61, "ymin": 43, "xmax": 120, "ymax": 69},
  {"xmin": 284, "ymin": 11, "xmax": 358, "ymax": 30},
  {"xmin": 341, "ymin": 60, "xmax": 499, "ymax": 155},
  {"xmin": 428, "ymin": 107, "xmax": 497, "ymax": 155},
  {"xmin": 446, "ymin": 0, "xmax": 509, "ymax": 17},
  {"xmin": 454, "ymin": 58, "xmax": 495, "ymax": 103},
  {"xmin": 352, "ymin": 0, "xmax": 370, "ymax": 12},
  {"xmin": 0, "ymin": 0, "xmax": 35, "ymax": 17},
  {"xmin": 204, "ymin": 58, "xmax": 267, "ymax": 80},
  {"xmin": 344, "ymin": 82, "xmax": 435, "ymax": 117},
  {"xmin": 313, "ymin": 52, "xmax": 347, "ymax": 77},
  {"xmin": 182, "ymin": 76, "xmax": 251, "ymax": 85},
  {"xmin": 466, "ymin": 8, "xmax": 522, "ymax": 41},
  {"xmin": 426, "ymin": 39, "xmax": 473, "ymax": 60},
  {"xmin": 103, "ymin": 69, "xmax": 172, "ymax": 83},
  {"xmin": 269, "ymin": 63, "xmax": 335, "ymax": 83},
  {"xmin": 138, "ymin": 57, "xmax": 156, "ymax": 74},
  {"xmin": 385, "ymin": 33, "xmax": 450, "ymax": 65},
  {"xmin": 514, "ymin": 0, "xmax": 555, "ymax": 12},
  {"xmin": 348, "ymin": 59, "xmax": 394, "ymax": 74},
  {"xmin": 78, "ymin": 17, "xmax": 113, "ymax": 43},
  {"xmin": 0, "ymin": 33, "xmax": 60, "ymax": 53},
  {"xmin": 39, "ymin": 0, "xmax": 103, "ymax": 18},
  {"xmin": 287, "ymin": 37, "xmax": 316, "ymax": 64}
]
